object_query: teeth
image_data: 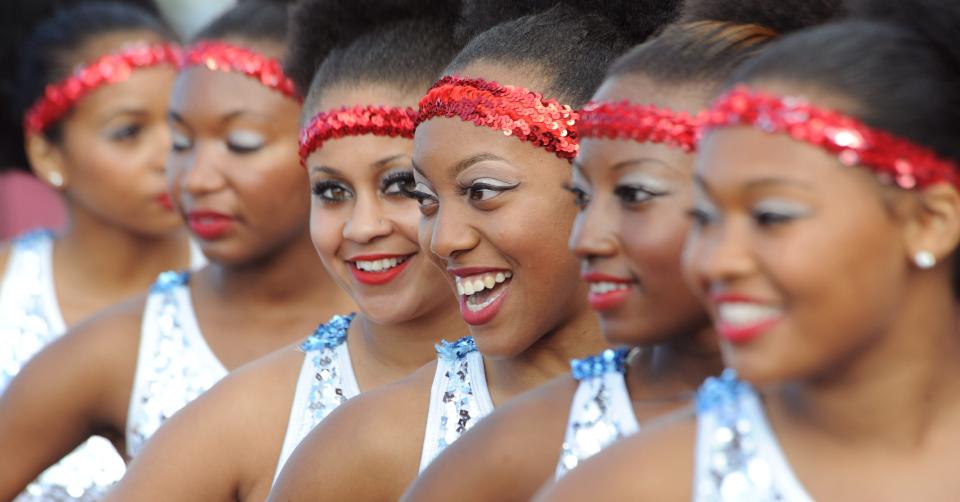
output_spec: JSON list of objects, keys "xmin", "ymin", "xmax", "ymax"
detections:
[
  {"xmin": 355, "ymin": 257, "xmax": 406, "ymax": 272},
  {"xmin": 455, "ymin": 271, "xmax": 512, "ymax": 297},
  {"xmin": 717, "ymin": 303, "xmax": 781, "ymax": 326},
  {"xmin": 589, "ymin": 282, "xmax": 630, "ymax": 295}
]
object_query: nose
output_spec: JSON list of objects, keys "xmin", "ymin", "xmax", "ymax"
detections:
[
  {"xmin": 179, "ymin": 142, "xmax": 227, "ymax": 197},
  {"xmin": 427, "ymin": 202, "xmax": 479, "ymax": 260},
  {"xmin": 569, "ymin": 195, "xmax": 618, "ymax": 261},
  {"xmin": 343, "ymin": 192, "xmax": 391, "ymax": 243},
  {"xmin": 684, "ymin": 216, "xmax": 755, "ymax": 292},
  {"xmin": 150, "ymin": 123, "xmax": 172, "ymax": 176}
]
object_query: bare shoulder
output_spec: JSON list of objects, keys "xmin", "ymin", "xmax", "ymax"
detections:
[
  {"xmin": 269, "ymin": 361, "xmax": 437, "ymax": 502},
  {"xmin": 109, "ymin": 343, "xmax": 305, "ymax": 502},
  {"xmin": 535, "ymin": 407, "xmax": 698, "ymax": 502},
  {"xmin": 404, "ymin": 375, "xmax": 579, "ymax": 502}
]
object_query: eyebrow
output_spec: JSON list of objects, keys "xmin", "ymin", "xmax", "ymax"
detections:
[
  {"xmin": 99, "ymin": 107, "xmax": 148, "ymax": 126},
  {"xmin": 611, "ymin": 157, "xmax": 678, "ymax": 172},
  {"xmin": 310, "ymin": 153, "xmax": 412, "ymax": 176},
  {"xmin": 168, "ymin": 109, "xmax": 270, "ymax": 126},
  {"xmin": 453, "ymin": 153, "xmax": 509, "ymax": 176},
  {"xmin": 693, "ymin": 174, "xmax": 814, "ymax": 194}
]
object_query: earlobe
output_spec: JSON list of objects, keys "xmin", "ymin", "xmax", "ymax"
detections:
[
  {"xmin": 904, "ymin": 183, "xmax": 960, "ymax": 269},
  {"xmin": 25, "ymin": 132, "xmax": 69, "ymax": 190}
]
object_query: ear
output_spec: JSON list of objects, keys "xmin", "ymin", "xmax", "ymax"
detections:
[
  {"xmin": 902, "ymin": 182, "xmax": 960, "ymax": 268},
  {"xmin": 25, "ymin": 131, "xmax": 69, "ymax": 191}
]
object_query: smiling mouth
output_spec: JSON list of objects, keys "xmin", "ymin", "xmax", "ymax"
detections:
[
  {"xmin": 352, "ymin": 256, "xmax": 411, "ymax": 272},
  {"xmin": 347, "ymin": 254, "xmax": 416, "ymax": 286},
  {"xmin": 456, "ymin": 271, "xmax": 512, "ymax": 311}
]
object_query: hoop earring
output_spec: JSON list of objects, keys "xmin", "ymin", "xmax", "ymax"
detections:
[{"xmin": 914, "ymin": 251, "xmax": 936, "ymax": 269}]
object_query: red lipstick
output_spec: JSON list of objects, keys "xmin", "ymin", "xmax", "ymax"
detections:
[
  {"xmin": 710, "ymin": 293, "xmax": 783, "ymax": 344},
  {"xmin": 450, "ymin": 267, "xmax": 513, "ymax": 326},
  {"xmin": 348, "ymin": 254, "xmax": 413, "ymax": 286},
  {"xmin": 582, "ymin": 272, "xmax": 635, "ymax": 312},
  {"xmin": 156, "ymin": 193, "xmax": 174, "ymax": 211},
  {"xmin": 187, "ymin": 210, "xmax": 235, "ymax": 240}
]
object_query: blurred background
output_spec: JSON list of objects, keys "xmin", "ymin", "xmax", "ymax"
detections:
[{"xmin": 0, "ymin": 0, "xmax": 236, "ymax": 239}]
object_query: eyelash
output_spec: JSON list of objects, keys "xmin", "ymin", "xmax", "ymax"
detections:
[
  {"xmin": 226, "ymin": 141, "xmax": 262, "ymax": 154},
  {"xmin": 563, "ymin": 183, "xmax": 591, "ymax": 210},
  {"xmin": 311, "ymin": 180, "xmax": 352, "ymax": 203},
  {"xmin": 456, "ymin": 181, "xmax": 518, "ymax": 203},
  {"xmin": 110, "ymin": 124, "xmax": 143, "ymax": 141},
  {"xmin": 381, "ymin": 171, "xmax": 415, "ymax": 195},
  {"xmin": 614, "ymin": 184, "xmax": 666, "ymax": 205}
]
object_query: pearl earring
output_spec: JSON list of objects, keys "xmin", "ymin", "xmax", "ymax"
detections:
[
  {"xmin": 47, "ymin": 172, "xmax": 64, "ymax": 188},
  {"xmin": 914, "ymin": 251, "xmax": 936, "ymax": 269}
]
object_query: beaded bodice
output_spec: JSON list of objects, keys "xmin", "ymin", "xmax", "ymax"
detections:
[
  {"xmin": 556, "ymin": 347, "xmax": 640, "ymax": 478},
  {"xmin": 1, "ymin": 230, "xmax": 125, "ymax": 501},
  {"xmin": 126, "ymin": 271, "xmax": 227, "ymax": 457},
  {"xmin": 694, "ymin": 370, "xmax": 812, "ymax": 502},
  {"xmin": 418, "ymin": 336, "xmax": 494, "ymax": 472},
  {"xmin": 274, "ymin": 313, "xmax": 359, "ymax": 482}
]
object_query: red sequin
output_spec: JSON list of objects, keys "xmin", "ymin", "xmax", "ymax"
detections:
[
  {"xmin": 704, "ymin": 85, "xmax": 960, "ymax": 190},
  {"xmin": 417, "ymin": 76, "xmax": 579, "ymax": 160},
  {"xmin": 299, "ymin": 105, "xmax": 418, "ymax": 166},
  {"xmin": 579, "ymin": 101, "xmax": 700, "ymax": 153},
  {"xmin": 23, "ymin": 43, "xmax": 182, "ymax": 134},
  {"xmin": 181, "ymin": 41, "xmax": 300, "ymax": 102}
]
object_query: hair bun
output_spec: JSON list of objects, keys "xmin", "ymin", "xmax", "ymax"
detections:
[
  {"xmin": 680, "ymin": 0, "xmax": 846, "ymax": 34},
  {"xmin": 850, "ymin": 0, "xmax": 960, "ymax": 70}
]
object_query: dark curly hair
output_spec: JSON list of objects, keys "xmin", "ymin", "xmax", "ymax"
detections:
[{"xmin": 192, "ymin": 0, "xmax": 292, "ymax": 45}]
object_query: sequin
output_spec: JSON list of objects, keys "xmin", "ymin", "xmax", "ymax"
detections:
[
  {"xmin": 703, "ymin": 86, "xmax": 960, "ymax": 191},
  {"xmin": 181, "ymin": 41, "xmax": 300, "ymax": 101},
  {"xmin": 0, "ymin": 230, "xmax": 126, "ymax": 501},
  {"xmin": 298, "ymin": 314, "xmax": 357, "ymax": 424},
  {"xmin": 299, "ymin": 106, "xmax": 417, "ymax": 166},
  {"xmin": 24, "ymin": 43, "xmax": 181, "ymax": 134},
  {"xmin": 417, "ymin": 76, "xmax": 580, "ymax": 160},
  {"xmin": 126, "ymin": 271, "xmax": 227, "ymax": 458},
  {"xmin": 557, "ymin": 347, "xmax": 639, "ymax": 478},
  {"xmin": 579, "ymin": 101, "xmax": 700, "ymax": 152}
]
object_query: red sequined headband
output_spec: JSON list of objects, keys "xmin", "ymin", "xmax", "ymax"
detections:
[
  {"xmin": 703, "ymin": 85, "xmax": 960, "ymax": 190},
  {"xmin": 579, "ymin": 101, "xmax": 700, "ymax": 153},
  {"xmin": 417, "ymin": 76, "xmax": 579, "ymax": 160},
  {"xmin": 181, "ymin": 41, "xmax": 300, "ymax": 101},
  {"xmin": 24, "ymin": 42, "xmax": 182, "ymax": 134},
  {"xmin": 299, "ymin": 105, "xmax": 418, "ymax": 166}
]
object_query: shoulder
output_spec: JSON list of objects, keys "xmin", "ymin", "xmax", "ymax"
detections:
[{"xmin": 536, "ymin": 406, "xmax": 698, "ymax": 501}]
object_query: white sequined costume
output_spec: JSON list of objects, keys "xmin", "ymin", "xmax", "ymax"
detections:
[
  {"xmin": 126, "ymin": 270, "xmax": 227, "ymax": 457},
  {"xmin": 418, "ymin": 336, "xmax": 494, "ymax": 472},
  {"xmin": 0, "ymin": 230, "xmax": 125, "ymax": 501},
  {"xmin": 273, "ymin": 313, "xmax": 359, "ymax": 484},
  {"xmin": 555, "ymin": 347, "xmax": 639, "ymax": 478},
  {"xmin": 694, "ymin": 370, "xmax": 812, "ymax": 502}
]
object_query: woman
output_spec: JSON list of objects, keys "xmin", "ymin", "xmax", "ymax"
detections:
[
  {"xmin": 0, "ymin": 3, "xmax": 200, "ymax": 499},
  {"xmin": 0, "ymin": 1, "xmax": 354, "ymax": 499},
  {"xmin": 403, "ymin": 2, "xmax": 842, "ymax": 500},
  {"xmin": 268, "ymin": 1, "xmax": 680, "ymax": 500},
  {"xmin": 105, "ymin": 1, "xmax": 468, "ymax": 500},
  {"xmin": 541, "ymin": 0, "xmax": 960, "ymax": 499}
]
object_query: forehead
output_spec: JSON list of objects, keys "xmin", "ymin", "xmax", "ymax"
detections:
[
  {"xmin": 71, "ymin": 29, "xmax": 165, "ymax": 65},
  {"xmin": 592, "ymin": 75, "xmax": 710, "ymax": 115},
  {"xmin": 170, "ymin": 68, "xmax": 295, "ymax": 123}
]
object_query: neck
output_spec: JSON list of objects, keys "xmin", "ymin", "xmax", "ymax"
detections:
[
  {"xmin": 354, "ymin": 299, "xmax": 467, "ymax": 384},
  {"xmin": 55, "ymin": 201, "xmax": 191, "ymax": 295},
  {"xmin": 200, "ymin": 231, "xmax": 349, "ymax": 311},
  {"xmin": 628, "ymin": 324, "xmax": 725, "ymax": 400},
  {"xmin": 485, "ymin": 305, "xmax": 605, "ymax": 402},
  {"xmin": 770, "ymin": 280, "xmax": 960, "ymax": 450}
]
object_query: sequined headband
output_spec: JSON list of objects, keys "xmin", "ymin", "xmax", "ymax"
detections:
[
  {"xmin": 417, "ymin": 76, "xmax": 579, "ymax": 160},
  {"xmin": 181, "ymin": 41, "xmax": 300, "ymax": 101},
  {"xmin": 299, "ymin": 105, "xmax": 418, "ymax": 166},
  {"xmin": 579, "ymin": 101, "xmax": 700, "ymax": 153},
  {"xmin": 24, "ymin": 42, "xmax": 182, "ymax": 134},
  {"xmin": 703, "ymin": 85, "xmax": 960, "ymax": 190}
]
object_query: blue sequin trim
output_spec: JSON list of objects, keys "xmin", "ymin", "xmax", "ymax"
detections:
[
  {"xmin": 570, "ymin": 347, "xmax": 631, "ymax": 381},
  {"xmin": 696, "ymin": 368, "xmax": 750, "ymax": 413},
  {"xmin": 150, "ymin": 270, "xmax": 189, "ymax": 292},
  {"xmin": 435, "ymin": 336, "xmax": 477, "ymax": 361},
  {"xmin": 299, "ymin": 313, "xmax": 356, "ymax": 352},
  {"xmin": 15, "ymin": 228, "xmax": 53, "ymax": 245}
]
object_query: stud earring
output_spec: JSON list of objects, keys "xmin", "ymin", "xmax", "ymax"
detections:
[
  {"xmin": 914, "ymin": 250, "xmax": 936, "ymax": 269},
  {"xmin": 47, "ymin": 172, "xmax": 64, "ymax": 188}
]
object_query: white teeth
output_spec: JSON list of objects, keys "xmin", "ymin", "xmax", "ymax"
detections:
[
  {"xmin": 355, "ymin": 256, "xmax": 406, "ymax": 272},
  {"xmin": 455, "ymin": 271, "xmax": 512, "ymax": 298},
  {"xmin": 717, "ymin": 303, "xmax": 781, "ymax": 326},
  {"xmin": 589, "ymin": 282, "xmax": 630, "ymax": 295}
]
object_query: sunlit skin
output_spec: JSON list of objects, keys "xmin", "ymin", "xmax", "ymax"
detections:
[
  {"xmin": 103, "ymin": 83, "xmax": 464, "ymax": 502},
  {"xmin": 537, "ymin": 82, "xmax": 960, "ymax": 502},
  {"xmin": 402, "ymin": 76, "xmax": 722, "ymax": 502},
  {"xmin": 0, "ymin": 30, "xmax": 194, "ymax": 327},
  {"xmin": 268, "ymin": 62, "xmax": 604, "ymax": 502},
  {"xmin": 0, "ymin": 39, "xmax": 356, "ymax": 500}
]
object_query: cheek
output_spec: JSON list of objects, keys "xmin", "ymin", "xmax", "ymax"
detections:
[
  {"xmin": 621, "ymin": 209, "xmax": 690, "ymax": 278},
  {"xmin": 391, "ymin": 200, "xmax": 423, "ymax": 244},
  {"xmin": 310, "ymin": 204, "xmax": 346, "ymax": 261}
]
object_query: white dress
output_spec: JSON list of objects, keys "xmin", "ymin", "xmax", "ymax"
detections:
[
  {"xmin": 125, "ymin": 270, "xmax": 228, "ymax": 457},
  {"xmin": 555, "ymin": 347, "xmax": 640, "ymax": 478},
  {"xmin": 272, "ymin": 313, "xmax": 359, "ymax": 484},
  {"xmin": 418, "ymin": 336, "xmax": 495, "ymax": 472},
  {"xmin": 694, "ymin": 370, "xmax": 813, "ymax": 502}
]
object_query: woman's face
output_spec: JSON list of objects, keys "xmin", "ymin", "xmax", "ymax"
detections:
[
  {"xmin": 167, "ymin": 42, "xmax": 307, "ymax": 265},
  {"xmin": 569, "ymin": 76, "xmax": 712, "ymax": 346},
  {"xmin": 306, "ymin": 84, "xmax": 455, "ymax": 324},
  {"xmin": 45, "ymin": 31, "xmax": 180, "ymax": 237},
  {"xmin": 683, "ymin": 82, "xmax": 914, "ymax": 384},
  {"xmin": 411, "ymin": 63, "xmax": 593, "ymax": 358}
]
